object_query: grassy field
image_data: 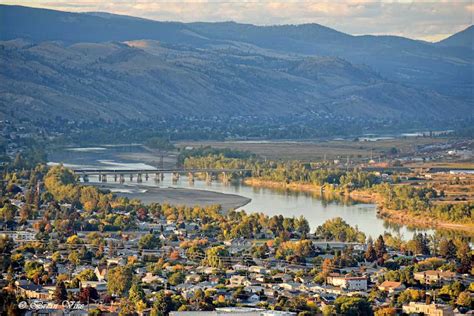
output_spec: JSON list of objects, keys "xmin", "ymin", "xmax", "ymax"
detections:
[{"xmin": 176, "ymin": 137, "xmax": 453, "ymax": 162}]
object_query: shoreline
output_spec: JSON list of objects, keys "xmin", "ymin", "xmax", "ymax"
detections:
[
  {"xmin": 90, "ymin": 182, "xmax": 251, "ymax": 212},
  {"xmin": 243, "ymin": 178, "xmax": 376, "ymax": 204},
  {"xmin": 377, "ymin": 208, "xmax": 474, "ymax": 236},
  {"xmin": 243, "ymin": 177, "xmax": 473, "ymax": 235}
]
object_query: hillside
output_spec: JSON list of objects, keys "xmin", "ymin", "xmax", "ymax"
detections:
[
  {"xmin": 0, "ymin": 39, "xmax": 467, "ymax": 123},
  {"xmin": 437, "ymin": 25, "xmax": 474, "ymax": 49},
  {"xmin": 0, "ymin": 5, "xmax": 472, "ymax": 125}
]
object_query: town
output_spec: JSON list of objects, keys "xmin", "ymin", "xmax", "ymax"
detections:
[{"xmin": 0, "ymin": 157, "xmax": 472, "ymax": 315}]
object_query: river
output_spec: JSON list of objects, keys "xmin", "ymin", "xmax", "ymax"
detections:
[{"xmin": 48, "ymin": 145, "xmax": 431, "ymax": 239}]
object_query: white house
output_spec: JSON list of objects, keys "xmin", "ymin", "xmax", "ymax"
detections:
[{"xmin": 326, "ymin": 274, "xmax": 368, "ymax": 291}]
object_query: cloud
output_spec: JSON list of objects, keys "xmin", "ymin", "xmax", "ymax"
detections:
[{"xmin": 1, "ymin": 0, "xmax": 471, "ymax": 41}]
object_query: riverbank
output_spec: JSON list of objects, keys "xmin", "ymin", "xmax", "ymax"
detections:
[
  {"xmin": 377, "ymin": 208, "xmax": 474, "ymax": 236},
  {"xmin": 91, "ymin": 182, "xmax": 251, "ymax": 212},
  {"xmin": 243, "ymin": 178, "xmax": 473, "ymax": 235},
  {"xmin": 243, "ymin": 178, "xmax": 376, "ymax": 204}
]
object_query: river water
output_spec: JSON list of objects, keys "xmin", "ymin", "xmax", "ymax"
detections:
[{"xmin": 48, "ymin": 145, "xmax": 430, "ymax": 239}]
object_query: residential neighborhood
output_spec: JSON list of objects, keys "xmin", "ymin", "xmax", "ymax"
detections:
[{"xmin": 0, "ymin": 163, "xmax": 472, "ymax": 315}]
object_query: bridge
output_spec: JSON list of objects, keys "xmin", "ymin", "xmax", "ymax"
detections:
[{"xmin": 71, "ymin": 168, "xmax": 252, "ymax": 183}]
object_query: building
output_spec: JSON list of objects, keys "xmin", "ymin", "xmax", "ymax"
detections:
[
  {"xmin": 16, "ymin": 283, "xmax": 51, "ymax": 300},
  {"xmin": 94, "ymin": 266, "xmax": 108, "ymax": 282},
  {"xmin": 413, "ymin": 270, "xmax": 456, "ymax": 285},
  {"xmin": 229, "ymin": 275, "xmax": 250, "ymax": 287},
  {"xmin": 170, "ymin": 307, "xmax": 296, "ymax": 315},
  {"xmin": 402, "ymin": 302, "xmax": 454, "ymax": 316},
  {"xmin": 378, "ymin": 281, "xmax": 405, "ymax": 293},
  {"xmin": 326, "ymin": 274, "xmax": 368, "ymax": 291}
]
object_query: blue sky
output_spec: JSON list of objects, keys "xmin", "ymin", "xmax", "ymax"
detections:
[{"xmin": 1, "ymin": 0, "xmax": 472, "ymax": 41}]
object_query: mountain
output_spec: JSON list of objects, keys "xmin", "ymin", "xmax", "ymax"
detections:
[
  {"xmin": 0, "ymin": 5, "xmax": 472, "ymax": 125},
  {"xmin": 0, "ymin": 39, "xmax": 466, "ymax": 123},
  {"xmin": 437, "ymin": 25, "xmax": 474, "ymax": 49},
  {"xmin": 0, "ymin": 5, "xmax": 208, "ymax": 46}
]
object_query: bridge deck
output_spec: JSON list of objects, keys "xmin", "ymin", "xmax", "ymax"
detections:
[{"xmin": 72, "ymin": 168, "xmax": 251, "ymax": 174}]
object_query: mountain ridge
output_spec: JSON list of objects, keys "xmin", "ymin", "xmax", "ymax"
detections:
[{"xmin": 0, "ymin": 5, "xmax": 472, "ymax": 126}]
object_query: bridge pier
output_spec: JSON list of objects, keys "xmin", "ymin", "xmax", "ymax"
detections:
[
  {"xmin": 72, "ymin": 168, "xmax": 249, "ymax": 185},
  {"xmin": 222, "ymin": 171, "xmax": 229, "ymax": 184}
]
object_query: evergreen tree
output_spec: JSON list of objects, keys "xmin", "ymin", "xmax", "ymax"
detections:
[
  {"xmin": 374, "ymin": 235, "xmax": 387, "ymax": 259},
  {"xmin": 365, "ymin": 238, "xmax": 377, "ymax": 262}
]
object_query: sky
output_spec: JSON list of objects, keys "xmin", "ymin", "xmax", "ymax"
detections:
[{"xmin": 1, "ymin": 1, "xmax": 472, "ymax": 42}]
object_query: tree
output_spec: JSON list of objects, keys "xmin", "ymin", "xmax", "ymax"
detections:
[
  {"xmin": 152, "ymin": 291, "xmax": 174, "ymax": 315},
  {"xmin": 168, "ymin": 271, "xmax": 185, "ymax": 286},
  {"xmin": 365, "ymin": 238, "xmax": 377, "ymax": 262},
  {"xmin": 455, "ymin": 239, "xmax": 472, "ymax": 274},
  {"xmin": 68, "ymin": 251, "xmax": 80, "ymax": 266},
  {"xmin": 456, "ymin": 291, "xmax": 471, "ymax": 308},
  {"xmin": 334, "ymin": 296, "xmax": 373, "ymax": 316},
  {"xmin": 129, "ymin": 282, "xmax": 146, "ymax": 305},
  {"xmin": 76, "ymin": 269, "xmax": 97, "ymax": 282},
  {"xmin": 54, "ymin": 281, "xmax": 67, "ymax": 304},
  {"xmin": 78, "ymin": 286, "xmax": 99, "ymax": 304},
  {"xmin": 107, "ymin": 266, "xmax": 133, "ymax": 296},
  {"xmin": 374, "ymin": 235, "xmax": 387, "ymax": 259},
  {"xmin": 322, "ymin": 305, "xmax": 336, "ymax": 316},
  {"xmin": 118, "ymin": 298, "xmax": 136, "ymax": 316},
  {"xmin": 186, "ymin": 246, "xmax": 205, "ymax": 261},
  {"xmin": 205, "ymin": 246, "xmax": 229, "ymax": 268},
  {"xmin": 375, "ymin": 307, "xmax": 396, "ymax": 316},
  {"xmin": 295, "ymin": 216, "xmax": 310, "ymax": 236},
  {"xmin": 315, "ymin": 217, "xmax": 365, "ymax": 242},
  {"xmin": 0, "ymin": 203, "xmax": 16, "ymax": 222},
  {"xmin": 138, "ymin": 234, "xmax": 160, "ymax": 250},
  {"xmin": 25, "ymin": 261, "xmax": 44, "ymax": 282},
  {"xmin": 439, "ymin": 239, "xmax": 457, "ymax": 259},
  {"xmin": 409, "ymin": 233, "xmax": 430, "ymax": 255}
]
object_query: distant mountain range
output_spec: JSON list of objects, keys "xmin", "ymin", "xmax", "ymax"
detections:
[{"xmin": 0, "ymin": 5, "xmax": 472, "ymax": 124}]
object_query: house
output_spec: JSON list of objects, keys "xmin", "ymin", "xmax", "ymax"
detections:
[
  {"xmin": 185, "ymin": 274, "xmax": 202, "ymax": 284},
  {"xmin": 378, "ymin": 281, "xmax": 405, "ymax": 293},
  {"xmin": 229, "ymin": 275, "xmax": 250, "ymax": 287},
  {"xmin": 402, "ymin": 302, "xmax": 454, "ymax": 316},
  {"xmin": 272, "ymin": 273, "xmax": 292, "ymax": 283},
  {"xmin": 80, "ymin": 281, "xmax": 107, "ymax": 292},
  {"xmin": 170, "ymin": 307, "xmax": 296, "ymax": 315},
  {"xmin": 16, "ymin": 283, "xmax": 51, "ymax": 300},
  {"xmin": 232, "ymin": 264, "xmax": 248, "ymax": 271},
  {"xmin": 413, "ymin": 270, "xmax": 456, "ymax": 285},
  {"xmin": 249, "ymin": 266, "xmax": 266, "ymax": 274},
  {"xmin": 142, "ymin": 273, "xmax": 167, "ymax": 285},
  {"xmin": 107, "ymin": 257, "xmax": 126, "ymax": 266},
  {"xmin": 278, "ymin": 282, "xmax": 302, "ymax": 292},
  {"xmin": 94, "ymin": 266, "xmax": 108, "ymax": 282},
  {"xmin": 310, "ymin": 284, "xmax": 344, "ymax": 295},
  {"xmin": 326, "ymin": 274, "xmax": 368, "ymax": 291}
]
